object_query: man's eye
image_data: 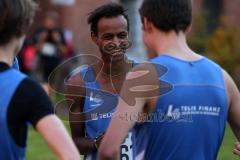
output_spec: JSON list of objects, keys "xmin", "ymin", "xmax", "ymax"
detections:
[
  {"xmin": 118, "ymin": 34, "xmax": 127, "ymax": 39},
  {"xmin": 102, "ymin": 35, "xmax": 113, "ymax": 40}
]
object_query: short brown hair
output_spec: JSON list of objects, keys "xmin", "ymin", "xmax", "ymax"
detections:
[
  {"xmin": 0, "ymin": 0, "xmax": 38, "ymax": 45},
  {"xmin": 139, "ymin": 0, "xmax": 192, "ymax": 33}
]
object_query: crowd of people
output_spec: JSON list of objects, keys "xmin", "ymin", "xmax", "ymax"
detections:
[{"xmin": 18, "ymin": 11, "xmax": 73, "ymax": 95}]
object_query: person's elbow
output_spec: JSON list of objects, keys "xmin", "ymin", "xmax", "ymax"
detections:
[
  {"xmin": 56, "ymin": 149, "xmax": 80, "ymax": 160},
  {"xmin": 57, "ymin": 143, "xmax": 81, "ymax": 160},
  {"xmin": 57, "ymin": 140, "xmax": 80, "ymax": 160},
  {"xmin": 98, "ymin": 144, "xmax": 118, "ymax": 160}
]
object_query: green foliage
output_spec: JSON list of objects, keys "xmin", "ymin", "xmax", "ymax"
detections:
[
  {"xmin": 188, "ymin": 11, "xmax": 209, "ymax": 54},
  {"xmin": 207, "ymin": 17, "xmax": 240, "ymax": 85},
  {"xmin": 188, "ymin": 13, "xmax": 240, "ymax": 86}
]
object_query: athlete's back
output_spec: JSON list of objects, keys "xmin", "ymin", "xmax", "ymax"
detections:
[
  {"xmin": 99, "ymin": 0, "xmax": 240, "ymax": 159},
  {"xmin": 133, "ymin": 55, "xmax": 228, "ymax": 160}
]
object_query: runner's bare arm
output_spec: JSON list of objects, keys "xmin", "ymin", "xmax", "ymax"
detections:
[
  {"xmin": 99, "ymin": 63, "xmax": 159, "ymax": 160},
  {"xmin": 36, "ymin": 115, "xmax": 80, "ymax": 160},
  {"xmin": 223, "ymin": 70, "xmax": 240, "ymax": 155},
  {"xmin": 66, "ymin": 74, "xmax": 98, "ymax": 154}
]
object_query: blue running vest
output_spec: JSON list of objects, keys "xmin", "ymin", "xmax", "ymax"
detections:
[
  {"xmin": 132, "ymin": 55, "xmax": 228, "ymax": 160},
  {"xmin": 0, "ymin": 68, "xmax": 27, "ymax": 160},
  {"xmin": 80, "ymin": 66, "xmax": 133, "ymax": 160}
]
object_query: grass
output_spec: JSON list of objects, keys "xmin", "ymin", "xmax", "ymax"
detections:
[
  {"xmin": 26, "ymin": 123, "xmax": 238, "ymax": 160},
  {"xmin": 217, "ymin": 124, "xmax": 238, "ymax": 160},
  {"xmin": 26, "ymin": 121, "xmax": 75, "ymax": 160},
  {"xmin": 26, "ymin": 127, "xmax": 55, "ymax": 160}
]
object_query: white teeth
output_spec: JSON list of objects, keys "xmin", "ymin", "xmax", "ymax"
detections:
[
  {"xmin": 113, "ymin": 51, "xmax": 124, "ymax": 55},
  {"xmin": 109, "ymin": 50, "xmax": 124, "ymax": 56}
]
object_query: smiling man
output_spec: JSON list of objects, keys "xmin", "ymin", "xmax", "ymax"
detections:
[{"xmin": 66, "ymin": 3, "xmax": 135, "ymax": 160}]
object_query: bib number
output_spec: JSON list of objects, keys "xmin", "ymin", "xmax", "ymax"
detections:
[{"xmin": 120, "ymin": 132, "xmax": 133, "ymax": 160}]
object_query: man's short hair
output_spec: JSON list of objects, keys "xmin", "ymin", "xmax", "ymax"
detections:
[
  {"xmin": 88, "ymin": 3, "xmax": 129, "ymax": 35},
  {"xmin": 139, "ymin": 0, "xmax": 192, "ymax": 33},
  {"xmin": 0, "ymin": 0, "xmax": 38, "ymax": 45}
]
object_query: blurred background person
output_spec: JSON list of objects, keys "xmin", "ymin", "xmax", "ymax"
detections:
[
  {"xmin": 33, "ymin": 11, "xmax": 68, "ymax": 95},
  {"xmin": 17, "ymin": 40, "xmax": 37, "ymax": 76},
  {"xmin": 0, "ymin": 0, "xmax": 80, "ymax": 159}
]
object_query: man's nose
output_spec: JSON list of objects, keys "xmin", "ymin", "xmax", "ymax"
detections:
[{"xmin": 112, "ymin": 37, "xmax": 121, "ymax": 46}]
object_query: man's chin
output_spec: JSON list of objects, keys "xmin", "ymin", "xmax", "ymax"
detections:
[{"xmin": 110, "ymin": 52, "xmax": 125, "ymax": 61}]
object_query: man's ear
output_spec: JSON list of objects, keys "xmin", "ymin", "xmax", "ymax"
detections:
[
  {"xmin": 185, "ymin": 23, "xmax": 192, "ymax": 34},
  {"xmin": 143, "ymin": 17, "xmax": 154, "ymax": 34},
  {"xmin": 91, "ymin": 32, "xmax": 98, "ymax": 45}
]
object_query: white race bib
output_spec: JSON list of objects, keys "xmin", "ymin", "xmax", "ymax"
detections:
[{"xmin": 120, "ymin": 132, "xmax": 133, "ymax": 160}]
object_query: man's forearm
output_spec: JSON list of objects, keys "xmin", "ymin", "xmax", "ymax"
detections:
[
  {"xmin": 98, "ymin": 147, "xmax": 118, "ymax": 160},
  {"xmin": 74, "ymin": 137, "xmax": 97, "ymax": 155}
]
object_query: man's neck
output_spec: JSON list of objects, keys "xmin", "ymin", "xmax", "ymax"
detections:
[
  {"xmin": 101, "ymin": 55, "xmax": 129, "ymax": 76},
  {"xmin": 152, "ymin": 31, "xmax": 198, "ymax": 60},
  {"xmin": 0, "ymin": 45, "xmax": 15, "ymax": 66}
]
